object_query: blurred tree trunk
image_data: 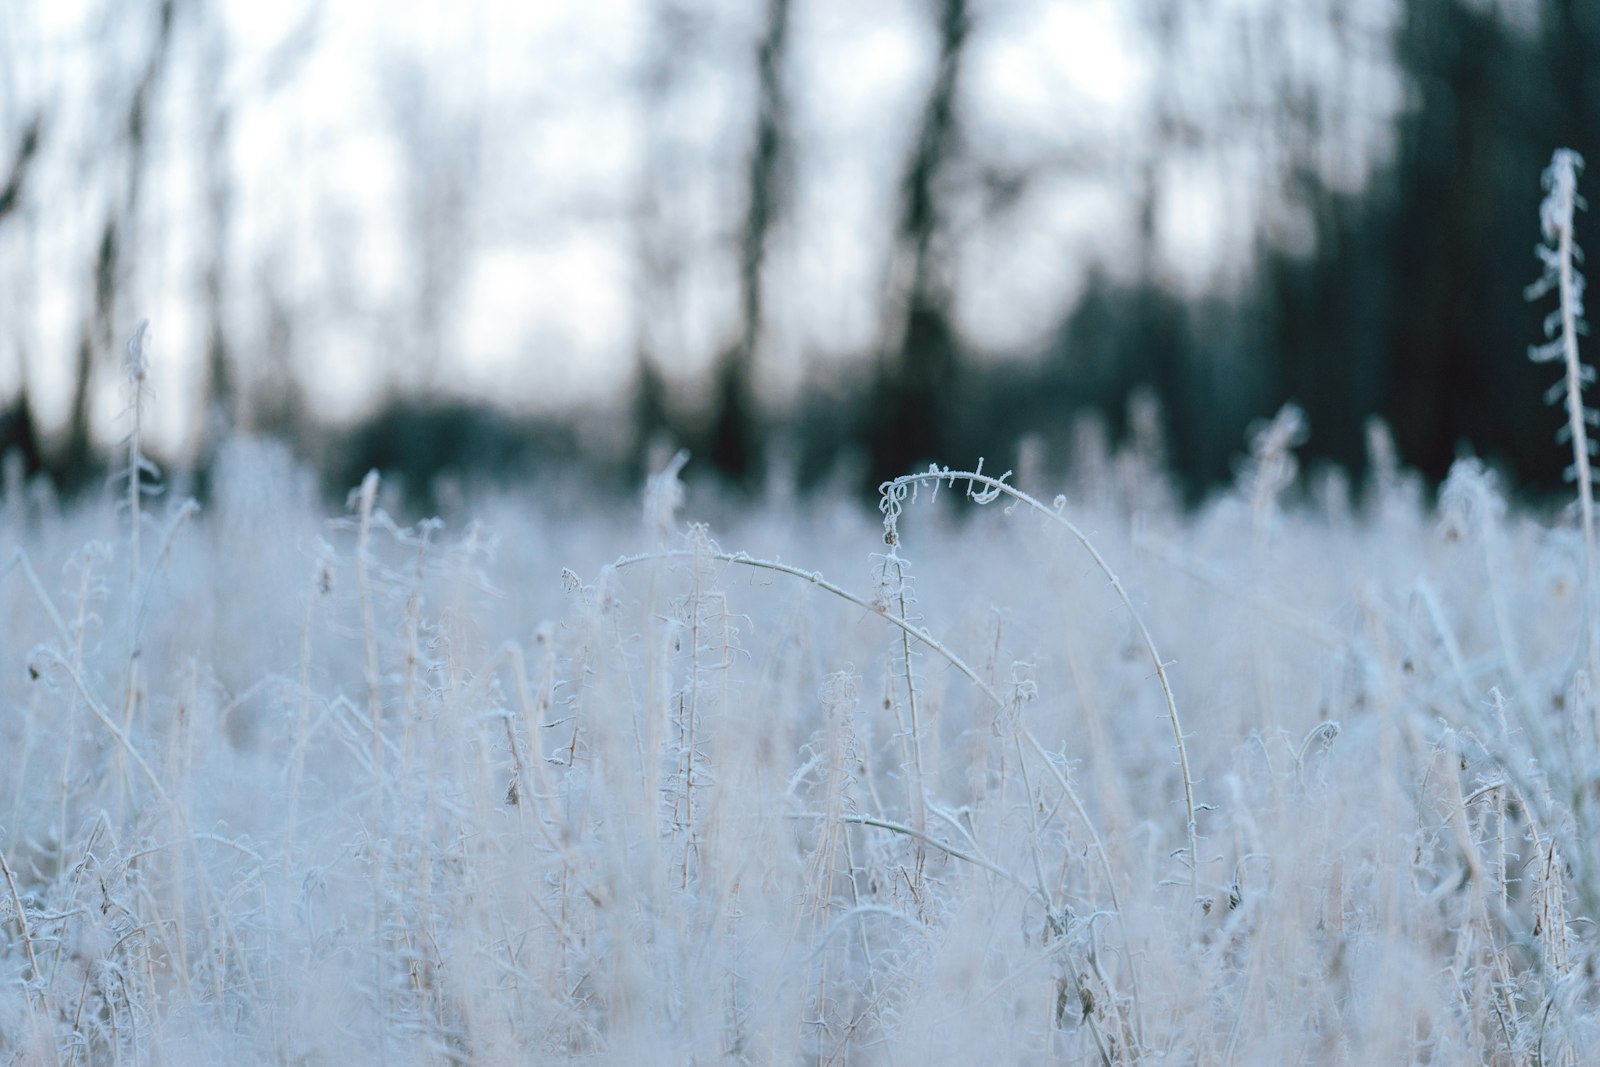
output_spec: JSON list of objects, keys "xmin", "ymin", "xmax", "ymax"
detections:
[
  {"xmin": 0, "ymin": 114, "xmax": 44, "ymax": 477},
  {"xmin": 386, "ymin": 48, "xmax": 479, "ymax": 396},
  {"xmin": 0, "ymin": 115, "xmax": 41, "ymax": 221},
  {"xmin": 1127, "ymin": 0, "xmax": 1192, "ymax": 480},
  {"xmin": 198, "ymin": 0, "xmax": 236, "ymax": 454},
  {"xmin": 1249, "ymin": 0, "xmax": 1387, "ymax": 478},
  {"xmin": 865, "ymin": 0, "xmax": 969, "ymax": 487},
  {"xmin": 64, "ymin": 221, "xmax": 118, "ymax": 483},
  {"xmin": 705, "ymin": 0, "xmax": 792, "ymax": 489},
  {"xmin": 63, "ymin": 0, "xmax": 177, "ymax": 487},
  {"xmin": 628, "ymin": 0, "xmax": 696, "ymax": 482}
]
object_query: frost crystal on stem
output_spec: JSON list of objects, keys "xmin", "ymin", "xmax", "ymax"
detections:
[{"xmin": 1527, "ymin": 148, "xmax": 1597, "ymax": 670}]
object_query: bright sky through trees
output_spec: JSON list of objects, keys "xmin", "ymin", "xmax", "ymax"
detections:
[{"xmin": 1, "ymin": 0, "xmax": 1397, "ymax": 458}]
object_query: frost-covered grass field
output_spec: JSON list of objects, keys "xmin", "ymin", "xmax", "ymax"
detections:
[
  {"xmin": 1, "ymin": 418, "xmax": 1598, "ymax": 1066},
  {"xmin": 4, "ymin": 152, "xmax": 1600, "ymax": 1065}
]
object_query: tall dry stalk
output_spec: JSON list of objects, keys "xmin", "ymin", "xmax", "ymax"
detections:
[{"xmin": 1527, "ymin": 149, "xmax": 1596, "ymax": 672}]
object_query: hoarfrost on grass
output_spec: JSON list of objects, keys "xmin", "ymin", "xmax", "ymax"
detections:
[
  {"xmin": 4, "ymin": 148, "xmax": 1600, "ymax": 1066},
  {"xmin": 2, "ymin": 426, "xmax": 1598, "ymax": 1065}
]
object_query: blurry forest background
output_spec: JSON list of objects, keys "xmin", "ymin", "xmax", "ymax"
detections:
[{"xmin": 0, "ymin": 0, "xmax": 1596, "ymax": 510}]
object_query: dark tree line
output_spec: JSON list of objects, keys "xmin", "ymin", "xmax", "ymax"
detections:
[
  {"xmin": 725, "ymin": 0, "xmax": 1600, "ymax": 504},
  {"xmin": 962, "ymin": 0, "xmax": 1593, "ymax": 500}
]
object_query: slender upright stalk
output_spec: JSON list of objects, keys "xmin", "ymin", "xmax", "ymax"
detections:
[
  {"xmin": 124, "ymin": 320, "xmax": 150, "ymax": 589},
  {"xmin": 119, "ymin": 321, "xmax": 154, "ymax": 810},
  {"xmin": 355, "ymin": 470, "xmax": 384, "ymax": 793},
  {"xmin": 1528, "ymin": 149, "xmax": 1596, "ymax": 672}
]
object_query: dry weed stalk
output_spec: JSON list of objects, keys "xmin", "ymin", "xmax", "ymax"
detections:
[
  {"xmin": 878, "ymin": 463, "xmax": 1198, "ymax": 919},
  {"xmin": 1528, "ymin": 148, "xmax": 1597, "ymax": 673}
]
